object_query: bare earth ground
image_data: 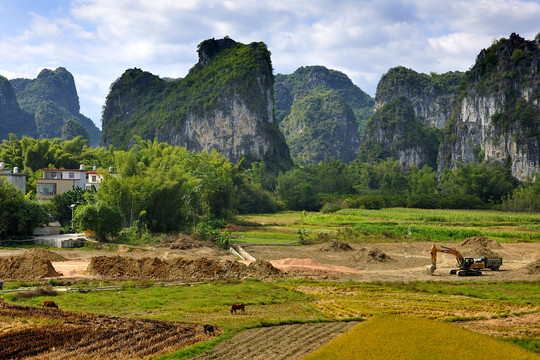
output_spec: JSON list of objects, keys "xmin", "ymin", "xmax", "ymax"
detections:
[{"xmin": 0, "ymin": 240, "xmax": 538, "ymax": 281}]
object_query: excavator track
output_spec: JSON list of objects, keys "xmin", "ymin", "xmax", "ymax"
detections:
[{"xmin": 457, "ymin": 269, "xmax": 482, "ymax": 276}]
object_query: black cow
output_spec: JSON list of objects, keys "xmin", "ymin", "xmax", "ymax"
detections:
[{"xmin": 203, "ymin": 324, "xmax": 215, "ymax": 335}]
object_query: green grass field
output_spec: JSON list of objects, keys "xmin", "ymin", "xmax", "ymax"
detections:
[{"xmin": 236, "ymin": 208, "xmax": 540, "ymax": 243}]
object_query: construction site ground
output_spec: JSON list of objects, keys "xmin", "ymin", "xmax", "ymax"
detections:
[{"xmin": 0, "ymin": 238, "xmax": 538, "ymax": 282}]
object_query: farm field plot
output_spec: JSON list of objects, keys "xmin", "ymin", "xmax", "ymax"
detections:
[
  {"xmin": 0, "ymin": 301, "xmax": 209, "ymax": 359},
  {"xmin": 191, "ymin": 321, "xmax": 360, "ymax": 360}
]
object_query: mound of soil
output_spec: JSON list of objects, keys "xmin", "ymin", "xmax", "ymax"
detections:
[
  {"xmin": 85, "ymin": 256, "xmax": 281, "ymax": 280},
  {"xmin": 466, "ymin": 247, "xmax": 501, "ymax": 258},
  {"xmin": 320, "ymin": 240, "xmax": 353, "ymax": 252},
  {"xmin": 269, "ymin": 258, "xmax": 361, "ymax": 275},
  {"xmin": 22, "ymin": 248, "xmax": 67, "ymax": 262},
  {"xmin": 524, "ymin": 259, "xmax": 540, "ymax": 274},
  {"xmin": 352, "ymin": 247, "xmax": 392, "ymax": 263},
  {"xmin": 0, "ymin": 256, "xmax": 62, "ymax": 280},
  {"xmin": 460, "ymin": 236, "xmax": 502, "ymax": 249},
  {"xmin": 158, "ymin": 234, "xmax": 204, "ymax": 250}
]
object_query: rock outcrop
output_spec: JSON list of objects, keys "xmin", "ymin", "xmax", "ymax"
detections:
[
  {"xmin": 438, "ymin": 33, "xmax": 539, "ymax": 181},
  {"xmin": 101, "ymin": 37, "xmax": 292, "ymax": 170},
  {"xmin": 364, "ymin": 33, "xmax": 539, "ymax": 179}
]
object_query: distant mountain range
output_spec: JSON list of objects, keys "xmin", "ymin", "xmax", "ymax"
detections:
[{"xmin": 1, "ymin": 33, "xmax": 538, "ymax": 180}]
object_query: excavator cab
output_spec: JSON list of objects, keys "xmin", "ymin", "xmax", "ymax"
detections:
[{"xmin": 462, "ymin": 257, "xmax": 475, "ymax": 269}]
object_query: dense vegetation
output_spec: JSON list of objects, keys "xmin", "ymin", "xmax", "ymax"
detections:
[
  {"xmin": 0, "ymin": 132, "xmax": 537, "ymax": 239},
  {"xmin": 280, "ymin": 90, "xmax": 359, "ymax": 164},
  {"xmin": 275, "ymin": 66, "xmax": 374, "ymax": 164},
  {"xmin": 6, "ymin": 67, "xmax": 101, "ymax": 146}
]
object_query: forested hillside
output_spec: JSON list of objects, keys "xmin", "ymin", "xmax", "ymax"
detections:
[
  {"xmin": 7, "ymin": 67, "xmax": 101, "ymax": 146},
  {"xmin": 275, "ymin": 66, "xmax": 374, "ymax": 164},
  {"xmin": 101, "ymin": 37, "xmax": 291, "ymax": 171}
]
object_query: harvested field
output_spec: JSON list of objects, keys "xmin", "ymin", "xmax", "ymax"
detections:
[
  {"xmin": 192, "ymin": 321, "xmax": 360, "ymax": 360},
  {"xmin": 0, "ymin": 301, "xmax": 209, "ymax": 359}
]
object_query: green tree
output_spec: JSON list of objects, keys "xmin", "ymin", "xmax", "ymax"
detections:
[
  {"xmin": 73, "ymin": 201, "xmax": 122, "ymax": 241},
  {"xmin": 276, "ymin": 168, "xmax": 320, "ymax": 211},
  {"xmin": 0, "ymin": 178, "xmax": 48, "ymax": 238}
]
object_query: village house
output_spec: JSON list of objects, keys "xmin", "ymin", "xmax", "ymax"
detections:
[
  {"xmin": 0, "ymin": 162, "xmax": 27, "ymax": 193},
  {"xmin": 36, "ymin": 165, "xmax": 113, "ymax": 202}
]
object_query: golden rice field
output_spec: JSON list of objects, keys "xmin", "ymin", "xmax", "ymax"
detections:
[{"xmin": 302, "ymin": 316, "xmax": 540, "ymax": 360}]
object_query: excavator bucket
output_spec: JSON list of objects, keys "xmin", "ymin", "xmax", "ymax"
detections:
[{"xmin": 426, "ymin": 265, "xmax": 436, "ymax": 274}]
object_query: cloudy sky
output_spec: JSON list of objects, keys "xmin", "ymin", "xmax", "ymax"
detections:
[{"xmin": 1, "ymin": 0, "xmax": 539, "ymax": 129}]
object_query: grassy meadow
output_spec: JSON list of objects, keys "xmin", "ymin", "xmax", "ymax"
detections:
[{"xmin": 235, "ymin": 208, "xmax": 540, "ymax": 243}]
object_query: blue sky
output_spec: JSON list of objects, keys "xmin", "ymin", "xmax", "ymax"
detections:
[{"xmin": 1, "ymin": 0, "xmax": 539, "ymax": 129}]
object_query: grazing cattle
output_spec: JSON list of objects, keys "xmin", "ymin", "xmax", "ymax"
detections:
[
  {"xmin": 42, "ymin": 301, "xmax": 58, "ymax": 309},
  {"xmin": 203, "ymin": 324, "xmax": 215, "ymax": 335},
  {"xmin": 230, "ymin": 303, "xmax": 245, "ymax": 314}
]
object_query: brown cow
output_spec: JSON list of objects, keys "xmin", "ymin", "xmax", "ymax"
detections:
[
  {"xmin": 42, "ymin": 301, "xmax": 58, "ymax": 309},
  {"xmin": 230, "ymin": 303, "xmax": 245, "ymax": 314}
]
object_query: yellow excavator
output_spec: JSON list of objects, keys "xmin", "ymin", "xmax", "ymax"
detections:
[{"xmin": 428, "ymin": 244, "xmax": 502, "ymax": 276}]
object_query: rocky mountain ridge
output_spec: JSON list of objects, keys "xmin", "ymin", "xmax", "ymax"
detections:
[
  {"xmin": 101, "ymin": 37, "xmax": 292, "ymax": 170},
  {"xmin": 363, "ymin": 33, "xmax": 539, "ymax": 181}
]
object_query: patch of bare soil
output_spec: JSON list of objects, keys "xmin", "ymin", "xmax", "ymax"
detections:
[
  {"xmin": 192, "ymin": 321, "xmax": 360, "ymax": 360},
  {"xmin": 0, "ymin": 301, "xmax": 210, "ymax": 359},
  {"xmin": 0, "ymin": 255, "xmax": 62, "ymax": 280},
  {"xmin": 269, "ymin": 258, "xmax": 361, "ymax": 275},
  {"xmin": 458, "ymin": 312, "xmax": 540, "ymax": 338},
  {"xmin": 85, "ymin": 256, "xmax": 282, "ymax": 280},
  {"xmin": 320, "ymin": 240, "xmax": 353, "ymax": 252},
  {"xmin": 524, "ymin": 259, "xmax": 540, "ymax": 275},
  {"xmin": 157, "ymin": 234, "xmax": 205, "ymax": 250}
]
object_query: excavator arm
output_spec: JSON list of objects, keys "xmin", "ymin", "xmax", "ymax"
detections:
[{"xmin": 428, "ymin": 245, "xmax": 464, "ymax": 273}]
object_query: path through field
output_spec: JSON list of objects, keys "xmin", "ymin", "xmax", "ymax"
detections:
[{"xmin": 192, "ymin": 321, "xmax": 360, "ymax": 360}]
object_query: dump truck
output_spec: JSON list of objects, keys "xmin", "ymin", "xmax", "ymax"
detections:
[{"xmin": 427, "ymin": 244, "xmax": 503, "ymax": 276}]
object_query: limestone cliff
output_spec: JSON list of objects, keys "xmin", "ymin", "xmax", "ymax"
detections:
[
  {"xmin": 364, "ymin": 33, "xmax": 539, "ymax": 180},
  {"xmin": 101, "ymin": 38, "xmax": 292, "ymax": 170},
  {"xmin": 280, "ymin": 90, "xmax": 360, "ymax": 164},
  {"xmin": 438, "ymin": 33, "xmax": 539, "ymax": 181},
  {"xmin": 375, "ymin": 66, "xmax": 463, "ymax": 129}
]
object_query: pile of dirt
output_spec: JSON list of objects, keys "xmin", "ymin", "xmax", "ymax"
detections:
[
  {"xmin": 269, "ymin": 258, "xmax": 361, "ymax": 275},
  {"xmin": 524, "ymin": 259, "xmax": 540, "ymax": 275},
  {"xmin": 158, "ymin": 234, "xmax": 204, "ymax": 250},
  {"xmin": 85, "ymin": 255, "xmax": 282, "ymax": 280},
  {"xmin": 21, "ymin": 248, "xmax": 67, "ymax": 262},
  {"xmin": 352, "ymin": 247, "xmax": 392, "ymax": 263},
  {"xmin": 460, "ymin": 236, "xmax": 502, "ymax": 249},
  {"xmin": 320, "ymin": 240, "xmax": 353, "ymax": 252},
  {"xmin": 0, "ymin": 256, "xmax": 62, "ymax": 280},
  {"xmin": 466, "ymin": 247, "xmax": 501, "ymax": 258}
]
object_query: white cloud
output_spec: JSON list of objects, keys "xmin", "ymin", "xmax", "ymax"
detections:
[{"xmin": 1, "ymin": 0, "xmax": 539, "ymax": 128}]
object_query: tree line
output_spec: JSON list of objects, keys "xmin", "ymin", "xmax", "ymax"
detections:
[{"xmin": 0, "ymin": 135, "xmax": 537, "ymax": 241}]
